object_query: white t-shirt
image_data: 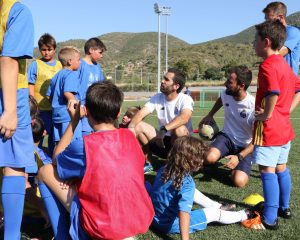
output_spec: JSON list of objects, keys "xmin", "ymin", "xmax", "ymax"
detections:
[
  {"xmin": 221, "ymin": 90, "xmax": 255, "ymax": 147},
  {"xmin": 145, "ymin": 92, "xmax": 194, "ymax": 135}
]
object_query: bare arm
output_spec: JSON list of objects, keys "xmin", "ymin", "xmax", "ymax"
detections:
[
  {"xmin": 165, "ymin": 109, "xmax": 192, "ymax": 131},
  {"xmin": 179, "ymin": 211, "xmax": 190, "ymax": 240},
  {"xmin": 0, "ymin": 57, "xmax": 18, "ymax": 138},
  {"xmin": 290, "ymin": 92, "xmax": 300, "ymax": 113},
  {"xmin": 53, "ymin": 100, "xmax": 80, "ymax": 162},
  {"xmin": 279, "ymin": 46, "xmax": 289, "ymax": 57},
  {"xmin": 64, "ymin": 92, "xmax": 76, "ymax": 102},
  {"xmin": 128, "ymin": 106, "xmax": 150, "ymax": 129},
  {"xmin": 28, "ymin": 84, "xmax": 35, "ymax": 97},
  {"xmin": 255, "ymin": 94, "xmax": 278, "ymax": 121},
  {"xmin": 199, "ymin": 97, "xmax": 222, "ymax": 126}
]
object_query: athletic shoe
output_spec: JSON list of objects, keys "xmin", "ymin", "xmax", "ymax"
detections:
[
  {"xmin": 261, "ymin": 218, "xmax": 279, "ymax": 230},
  {"xmin": 250, "ymin": 201, "xmax": 264, "ymax": 216},
  {"xmin": 241, "ymin": 211, "xmax": 265, "ymax": 230},
  {"xmin": 144, "ymin": 163, "xmax": 153, "ymax": 174},
  {"xmin": 220, "ymin": 203, "xmax": 236, "ymax": 211},
  {"xmin": 278, "ymin": 208, "xmax": 292, "ymax": 219}
]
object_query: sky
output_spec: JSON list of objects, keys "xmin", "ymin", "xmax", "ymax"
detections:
[{"xmin": 22, "ymin": 0, "xmax": 300, "ymax": 46}]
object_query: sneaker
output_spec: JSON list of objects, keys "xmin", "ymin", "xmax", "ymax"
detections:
[
  {"xmin": 250, "ymin": 201, "xmax": 264, "ymax": 216},
  {"xmin": 278, "ymin": 208, "xmax": 292, "ymax": 219},
  {"xmin": 220, "ymin": 203, "xmax": 236, "ymax": 211},
  {"xmin": 144, "ymin": 163, "xmax": 153, "ymax": 174},
  {"xmin": 261, "ymin": 218, "xmax": 279, "ymax": 230},
  {"xmin": 242, "ymin": 211, "xmax": 265, "ymax": 230}
]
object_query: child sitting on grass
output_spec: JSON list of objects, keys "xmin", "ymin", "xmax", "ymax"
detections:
[
  {"xmin": 119, "ymin": 106, "xmax": 141, "ymax": 128},
  {"xmin": 38, "ymin": 81, "xmax": 154, "ymax": 239},
  {"xmin": 149, "ymin": 136, "xmax": 256, "ymax": 239}
]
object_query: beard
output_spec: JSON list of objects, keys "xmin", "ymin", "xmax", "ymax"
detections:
[{"xmin": 225, "ymin": 88, "xmax": 240, "ymax": 97}]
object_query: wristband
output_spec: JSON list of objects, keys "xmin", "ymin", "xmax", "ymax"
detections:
[
  {"xmin": 237, "ymin": 153, "xmax": 244, "ymax": 162},
  {"xmin": 160, "ymin": 126, "xmax": 168, "ymax": 132}
]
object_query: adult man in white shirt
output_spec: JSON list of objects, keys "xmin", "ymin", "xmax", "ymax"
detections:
[
  {"xmin": 199, "ymin": 66, "xmax": 255, "ymax": 188},
  {"xmin": 129, "ymin": 68, "xmax": 193, "ymax": 160}
]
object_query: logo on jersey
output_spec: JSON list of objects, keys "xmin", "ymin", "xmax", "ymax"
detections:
[{"xmin": 240, "ymin": 109, "xmax": 247, "ymax": 118}]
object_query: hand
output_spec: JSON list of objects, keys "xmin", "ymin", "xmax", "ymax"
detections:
[
  {"xmin": 224, "ymin": 155, "xmax": 239, "ymax": 169},
  {"xmin": 199, "ymin": 115, "xmax": 213, "ymax": 128},
  {"xmin": 0, "ymin": 110, "xmax": 17, "ymax": 139},
  {"xmin": 80, "ymin": 105, "xmax": 86, "ymax": 118},
  {"xmin": 152, "ymin": 130, "xmax": 166, "ymax": 148},
  {"xmin": 67, "ymin": 99, "xmax": 80, "ymax": 122},
  {"xmin": 59, "ymin": 179, "xmax": 75, "ymax": 190},
  {"xmin": 255, "ymin": 107, "xmax": 268, "ymax": 121}
]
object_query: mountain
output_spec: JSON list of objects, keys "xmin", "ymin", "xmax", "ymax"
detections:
[
  {"xmin": 212, "ymin": 11, "xmax": 300, "ymax": 44},
  {"xmin": 33, "ymin": 12, "xmax": 300, "ymax": 80}
]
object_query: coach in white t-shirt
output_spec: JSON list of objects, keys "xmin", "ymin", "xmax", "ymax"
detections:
[
  {"xmin": 199, "ymin": 66, "xmax": 255, "ymax": 188},
  {"xmin": 129, "ymin": 68, "xmax": 194, "ymax": 159}
]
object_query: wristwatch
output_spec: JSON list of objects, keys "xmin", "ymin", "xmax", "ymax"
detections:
[
  {"xmin": 237, "ymin": 153, "xmax": 244, "ymax": 162},
  {"xmin": 160, "ymin": 126, "xmax": 168, "ymax": 132}
]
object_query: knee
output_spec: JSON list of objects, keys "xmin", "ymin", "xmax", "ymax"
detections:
[
  {"xmin": 205, "ymin": 152, "xmax": 219, "ymax": 165},
  {"xmin": 173, "ymin": 126, "xmax": 189, "ymax": 137},
  {"xmin": 232, "ymin": 174, "xmax": 248, "ymax": 188}
]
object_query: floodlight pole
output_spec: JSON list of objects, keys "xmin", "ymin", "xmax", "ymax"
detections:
[{"xmin": 154, "ymin": 3, "xmax": 171, "ymax": 93}]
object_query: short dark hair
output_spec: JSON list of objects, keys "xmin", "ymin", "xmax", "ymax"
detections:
[
  {"xmin": 86, "ymin": 81, "xmax": 124, "ymax": 124},
  {"xmin": 263, "ymin": 2, "xmax": 287, "ymax": 17},
  {"xmin": 31, "ymin": 117, "xmax": 45, "ymax": 143},
  {"xmin": 227, "ymin": 65, "xmax": 252, "ymax": 90},
  {"xmin": 84, "ymin": 37, "xmax": 107, "ymax": 55},
  {"xmin": 29, "ymin": 95, "xmax": 39, "ymax": 119},
  {"xmin": 168, "ymin": 68, "xmax": 186, "ymax": 93},
  {"xmin": 38, "ymin": 33, "xmax": 57, "ymax": 49},
  {"xmin": 255, "ymin": 20, "xmax": 286, "ymax": 51}
]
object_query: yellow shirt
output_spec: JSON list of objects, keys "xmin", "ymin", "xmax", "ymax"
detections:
[{"xmin": 34, "ymin": 60, "xmax": 62, "ymax": 110}]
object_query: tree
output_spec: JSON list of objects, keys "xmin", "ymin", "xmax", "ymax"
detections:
[
  {"xmin": 174, "ymin": 59, "xmax": 192, "ymax": 79},
  {"xmin": 204, "ymin": 67, "xmax": 223, "ymax": 80}
]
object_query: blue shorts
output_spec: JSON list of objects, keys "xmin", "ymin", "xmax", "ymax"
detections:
[
  {"xmin": 253, "ymin": 142, "xmax": 291, "ymax": 167},
  {"xmin": 152, "ymin": 209, "xmax": 207, "ymax": 234},
  {"xmin": 53, "ymin": 121, "xmax": 82, "ymax": 142},
  {"xmin": 69, "ymin": 195, "xmax": 90, "ymax": 240},
  {"xmin": 211, "ymin": 132, "xmax": 252, "ymax": 175},
  {"xmin": 0, "ymin": 124, "xmax": 35, "ymax": 169}
]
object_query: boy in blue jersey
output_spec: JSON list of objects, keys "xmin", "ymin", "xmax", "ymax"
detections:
[
  {"xmin": 38, "ymin": 81, "xmax": 154, "ymax": 239},
  {"xmin": 78, "ymin": 37, "xmax": 106, "ymax": 135},
  {"xmin": 46, "ymin": 46, "xmax": 82, "ymax": 143},
  {"xmin": 28, "ymin": 33, "xmax": 62, "ymax": 156},
  {"xmin": 263, "ymin": 2, "xmax": 300, "ymax": 75},
  {"xmin": 0, "ymin": 1, "xmax": 35, "ymax": 239}
]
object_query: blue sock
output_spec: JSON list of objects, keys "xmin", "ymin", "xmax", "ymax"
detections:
[
  {"xmin": 277, "ymin": 168, "xmax": 291, "ymax": 210},
  {"xmin": 261, "ymin": 172, "xmax": 279, "ymax": 224},
  {"xmin": 1, "ymin": 176, "xmax": 25, "ymax": 240},
  {"xmin": 38, "ymin": 182, "xmax": 70, "ymax": 239}
]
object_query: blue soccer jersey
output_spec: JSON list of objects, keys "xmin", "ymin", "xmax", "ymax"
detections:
[
  {"xmin": 284, "ymin": 25, "xmax": 300, "ymax": 75},
  {"xmin": 47, "ymin": 69, "xmax": 80, "ymax": 123}
]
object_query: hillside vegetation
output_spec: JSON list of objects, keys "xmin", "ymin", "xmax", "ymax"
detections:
[{"xmin": 34, "ymin": 11, "xmax": 300, "ymax": 84}]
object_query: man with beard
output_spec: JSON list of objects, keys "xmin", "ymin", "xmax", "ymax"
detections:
[
  {"xmin": 199, "ymin": 66, "xmax": 255, "ymax": 188},
  {"xmin": 129, "ymin": 68, "xmax": 193, "ymax": 163}
]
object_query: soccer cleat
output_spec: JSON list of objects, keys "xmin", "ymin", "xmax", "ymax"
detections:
[
  {"xmin": 220, "ymin": 203, "xmax": 236, "ymax": 211},
  {"xmin": 278, "ymin": 208, "xmax": 292, "ymax": 219},
  {"xmin": 241, "ymin": 211, "xmax": 266, "ymax": 230},
  {"xmin": 144, "ymin": 163, "xmax": 153, "ymax": 174},
  {"xmin": 261, "ymin": 218, "xmax": 279, "ymax": 230},
  {"xmin": 250, "ymin": 201, "xmax": 264, "ymax": 216}
]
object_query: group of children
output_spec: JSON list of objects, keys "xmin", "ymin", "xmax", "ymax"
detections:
[{"xmin": 1, "ymin": 2, "xmax": 300, "ymax": 239}]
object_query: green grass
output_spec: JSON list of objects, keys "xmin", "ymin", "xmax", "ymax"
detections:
[{"xmin": 121, "ymin": 100, "xmax": 300, "ymax": 240}]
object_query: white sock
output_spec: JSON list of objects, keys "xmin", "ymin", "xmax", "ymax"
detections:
[
  {"xmin": 203, "ymin": 208, "xmax": 248, "ymax": 224},
  {"xmin": 193, "ymin": 189, "xmax": 222, "ymax": 208}
]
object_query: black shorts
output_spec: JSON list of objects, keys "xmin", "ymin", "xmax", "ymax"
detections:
[
  {"xmin": 211, "ymin": 132, "xmax": 252, "ymax": 175},
  {"xmin": 149, "ymin": 136, "xmax": 172, "ymax": 159}
]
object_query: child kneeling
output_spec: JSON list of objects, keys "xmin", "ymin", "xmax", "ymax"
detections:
[{"xmin": 38, "ymin": 81, "xmax": 154, "ymax": 239}]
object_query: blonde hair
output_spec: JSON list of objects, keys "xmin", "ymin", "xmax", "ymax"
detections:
[{"xmin": 58, "ymin": 46, "xmax": 80, "ymax": 67}]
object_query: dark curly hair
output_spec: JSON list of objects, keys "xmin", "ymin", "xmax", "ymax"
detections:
[{"xmin": 161, "ymin": 136, "xmax": 207, "ymax": 190}]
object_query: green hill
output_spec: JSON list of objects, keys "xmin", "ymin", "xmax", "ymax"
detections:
[{"xmin": 33, "ymin": 11, "xmax": 300, "ymax": 82}]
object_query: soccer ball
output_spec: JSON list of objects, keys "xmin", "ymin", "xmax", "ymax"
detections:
[{"xmin": 198, "ymin": 120, "xmax": 219, "ymax": 141}]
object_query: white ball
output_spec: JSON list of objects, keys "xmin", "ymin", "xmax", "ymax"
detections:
[{"xmin": 198, "ymin": 121, "xmax": 219, "ymax": 141}]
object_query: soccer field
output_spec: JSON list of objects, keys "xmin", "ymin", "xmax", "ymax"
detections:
[{"xmin": 121, "ymin": 100, "xmax": 300, "ymax": 240}]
